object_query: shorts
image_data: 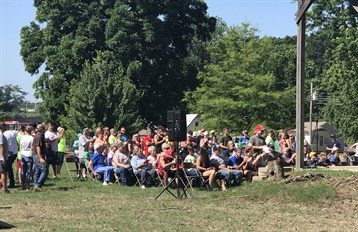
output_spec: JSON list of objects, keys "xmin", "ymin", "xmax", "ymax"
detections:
[
  {"xmin": 0, "ymin": 162, "xmax": 6, "ymax": 173},
  {"xmin": 78, "ymin": 158, "xmax": 87, "ymax": 169},
  {"xmin": 17, "ymin": 159, "xmax": 22, "ymax": 169}
]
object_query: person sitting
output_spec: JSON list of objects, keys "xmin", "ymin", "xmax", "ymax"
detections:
[
  {"xmin": 305, "ymin": 153, "xmax": 318, "ymax": 168},
  {"xmin": 157, "ymin": 143, "xmax": 177, "ymax": 187},
  {"xmin": 228, "ymin": 148, "xmax": 253, "ymax": 182},
  {"xmin": 88, "ymin": 145, "xmax": 113, "ymax": 186},
  {"xmin": 196, "ymin": 147, "xmax": 216, "ymax": 190},
  {"xmin": 112, "ymin": 142, "xmax": 133, "ymax": 186},
  {"xmin": 184, "ymin": 145, "xmax": 200, "ymax": 186},
  {"xmin": 317, "ymin": 152, "xmax": 330, "ymax": 167},
  {"xmin": 107, "ymin": 143, "xmax": 117, "ymax": 167},
  {"xmin": 210, "ymin": 145, "xmax": 242, "ymax": 189},
  {"xmin": 147, "ymin": 146, "xmax": 159, "ymax": 170},
  {"xmin": 281, "ymin": 148, "xmax": 296, "ymax": 166},
  {"xmin": 131, "ymin": 147, "xmax": 156, "ymax": 189},
  {"xmin": 329, "ymin": 150, "xmax": 341, "ymax": 166},
  {"xmin": 83, "ymin": 141, "xmax": 93, "ymax": 179}
]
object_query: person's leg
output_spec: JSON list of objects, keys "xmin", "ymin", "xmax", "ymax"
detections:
[
  {"xmin": 230, "ymin": 170, "xmax": 243, "ymax": 186},
  {"xmin": 17, "ymin": 159, "xmax": 22, "ymax": 186},
  {"xmin": 38, "ymin": 162, "xmax": 48, "ymax": 187},
  {"xmin": 244, "ymin": 170, "xmax": 253, "ymax": 182},
  {"xmin": 116, "ymin": 167, "xmax": 127, "ymax": 185},
  {"xmin": 6, "ymin": 152, "xmax": 17, "ymax": 187},
  {"xmin": 21, "ymin": 155, "xmax": 28, "ymax": 189},
  {"xmin": 57, "ymin": 152, "xmax": 64, "ymax": 174},
  {"xmin": 0, "ymin": 162, "xmax": 7, "ymax": 191},
  {"xmin": 33, "ymin": 155, "xmax": 41, "ymax": 188},
  {"xmin": 146, "ymin": 169, "xmax": 157, "ymax": 186},
  {"xmin": 140, "ymin": 169, "xmax": 147, "ymax": 186}
]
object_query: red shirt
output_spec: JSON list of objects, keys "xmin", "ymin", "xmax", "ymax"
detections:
[{"xmin": 141, "ymin": 135, "xmax": 153, "ymax": 156}]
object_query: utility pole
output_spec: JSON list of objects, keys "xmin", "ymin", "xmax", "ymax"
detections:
[{"xmin": 309, "ymin": 82, "xmax": 313, "ymax": 146}]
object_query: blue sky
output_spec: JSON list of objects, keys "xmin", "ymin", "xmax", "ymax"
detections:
[{"xmin": 0, "ymin": 0, "xmax": 297, "ymax": 102}]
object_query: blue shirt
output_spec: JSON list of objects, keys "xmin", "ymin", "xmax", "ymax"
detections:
[
  {"xmin": 238, "ymin": 136, "xmax": 250, "ymax": 148},
  {"xmin": 228, "ymin": 155, "xmax": 244, "ymax": 166},
  {"xmin": 131, "ymin": 155, "xmax": 148, "ymax": 174},
  {"xmin": 91, "ymin": 152, "xmax": 106, "ymax": 170},
  {"xmin": 329, "ymin": 155, "xmax": 340, "ymax": 164}
]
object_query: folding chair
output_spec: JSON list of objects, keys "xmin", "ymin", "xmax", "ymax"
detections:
[
  {"xmin": 183, "ymin": 163, "xmax": 203, "ymax": 191},
  {"xmin": 155, "ymin": 169, "xmax": 165, "ymax": 188},
  {"xmin": 64, "ymin": 156, "xmax": 80, "ymax": 182},
  {"xmin": 114, "ymin": 172, "xmax": 121, "ymax": 186}
]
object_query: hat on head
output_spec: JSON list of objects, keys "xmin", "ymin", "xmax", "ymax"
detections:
[
  {"xmin": 309, "ymin": 151, "xmax": 316, "ymax": 157},
  {"xmin": 268, "ymin": 129, "xmax": 274, "ymax": 133},
  {"xmin": 242, "ymin": 130, "xmax": 248, "ymax": 134},
  {"xmin": 210, "ymin": 130, "xmax": 215, "ymax": 134},
  {"xmin": 255, "ymin": 124, "xmax": 265, "ymax": 131},
  {"xmin": 330, "ymin": 133, "xmax": 336, "ymax": 138},
  {"xmin": 203, "ymin": 131, "xmax": 209, "ymax": 136},
  {"xmin": 77, "ymin": 133, "xmax": 82, "ymax": 137},
  {"xmin": 83, "ymin": 128, "xmax": 89, "ymax": 133},
  {"xmin": 267, "ymin": 142, "xmax": 274, "ymax": 148}
]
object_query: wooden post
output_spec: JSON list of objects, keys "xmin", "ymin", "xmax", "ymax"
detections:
[
  {"xmin": 296, "ymin": 0, "xmax": 306, "ymax": 169},
  {"xmin": 309, "ymin": 82, "xmax": 313, "ymax": 145}
]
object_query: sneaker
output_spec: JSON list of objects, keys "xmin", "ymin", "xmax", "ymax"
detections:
[
  {"xmin": 103, "ymin": 182, "xmax": 108, "ymax": 186},
  {"xmin": 1, "ymin": 189, "xmax": 10, "ymax": 194},
  {"xmin": 141, "ymin": 185, "xmax": 146, "ymax": 189},
  {"xmin": 53, "ymin": 176, "xmax": 58, "ymax": 180}
]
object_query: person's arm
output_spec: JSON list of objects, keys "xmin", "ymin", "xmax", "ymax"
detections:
[
  {"xmin": 36, "ymin": 146, "xmax": 46, "ymax": 166},
  {"xmin": 159, "ymin": 156, "xmax": 175, "ymax": 169},
  {"xmin": 196, "ymin": 156, "xmax": 207, "ymax": 171},
  {"xmin": 252, "ymin": 152, "xmax": 266, "ymax": 166},
  {"xmin": 154, "ymin": 134, "xmax": 164, "ymax": 146},
  {"xmin": 89, "ymin": 161, "xmax": 97, "ymax": 176},
  {"xmin": 0, "ymin": 143, "xmax": 6, "ymax": 166}
]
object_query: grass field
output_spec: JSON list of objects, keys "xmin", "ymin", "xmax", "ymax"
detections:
[{"xmin": 1, "ymin": 167, "xmax": 357, "ymax": 232}]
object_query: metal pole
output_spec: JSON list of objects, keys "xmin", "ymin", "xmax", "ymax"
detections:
[
  {"xmin": 296, "ymin": 0, "xmax": 306, "ymax": 169},
  {"xmin": 309, "ymin": 82, "xmax": 313, "ymax": 146}
]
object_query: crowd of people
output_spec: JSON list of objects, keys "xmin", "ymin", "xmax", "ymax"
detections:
[{"xmin": 0, "ymin": 122, "xmax": 356, "ymax": 194}]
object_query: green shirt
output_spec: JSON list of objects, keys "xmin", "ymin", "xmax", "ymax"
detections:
[
  {"xmin": 58, "ymin": 137, "xmax": 66, "ymax": 152},
  {"xmin": 108, "ymin": 135, "xmax": 116, "ymax": 145},
  {"xmin": 16, "ymin": 133, "xmax": 24, "ymax": 159}
]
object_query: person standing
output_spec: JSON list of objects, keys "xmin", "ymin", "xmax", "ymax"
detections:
[
  {"xmin": 57, "ymin": 127, "xmax": 66, "ymax": 174},
  {"xmin": 4, "ymin": 127, "xmax": 18, "ymax": 188},
  {"xmin": 0, "ymin": 123, "xmax": 9, "ymax": 193},
  {"xmin": 20, "ymin": 126, "xmax": 34, "ymax": 190},
  {"xmin": 45, "ymin": 123, "xmax": 61, "ymax": 179},
  {"xmin": 33, "ymin": 123, "xmax": 48, "ymax": 191},
  {"xmin": 141, "ymin": 129, "xmax": 154, "ymax": 156},
  {"xmin": 79, "ymin": 128, "xmax": 92, "ymax": 179},
  {"xmin": 219, "ymin": 127, "xmax": 232, "ymax": 152}
]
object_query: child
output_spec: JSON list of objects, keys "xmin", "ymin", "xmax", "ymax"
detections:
[{"xmin": 83, "ymin": 141, "xmax": 93, "ymax": 179}]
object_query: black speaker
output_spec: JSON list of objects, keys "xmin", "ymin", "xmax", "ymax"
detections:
[{"xmin": 167, "ymin": 110, "xmax": 187, "ymax": 141}]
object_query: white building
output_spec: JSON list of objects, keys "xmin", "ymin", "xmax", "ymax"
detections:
[{"xmin": 186, "ymin": 114, "xmax": 201, "ymax": 132}]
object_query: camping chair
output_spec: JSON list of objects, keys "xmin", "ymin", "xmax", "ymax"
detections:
[
  {"xmin": 155, "ymin": 169, "xmax": 165, "ymax": 188},
  {"xmin": 114, "ymin": 172, "xmax": 121, "ymax": 186}
]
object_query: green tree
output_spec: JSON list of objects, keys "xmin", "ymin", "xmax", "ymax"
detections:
[
  {"xmin": 305, "ymin": 0, "xmax": 358, "ymax": 142},
  {"xmin": 0, "ymin": 85, "xmax": 27, "ymax": 113},
  {"xmin": 65, "ymin": 51, "xmax": 144, "ymax": 134},
  {"xmin": 20, "ymin": 0, "xmax": 216, "ymax": 127},
  {"xmin": 185, "ymin": 24, "xmax": 295, "ymax": 131}
]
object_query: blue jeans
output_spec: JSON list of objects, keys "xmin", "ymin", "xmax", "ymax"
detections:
[
  {"xmin": 230, "ymin": 170, "xmax": 243, "ymax": 186},
  {"xmin": 114, "ymin": 167, "xmax": 132, "ymax": 186},
  {"xmin": 33, "ymin": 154, "xmax": 48, "ymax": 188},
  {"xmin": 21, "ymin": 155, "xmax": 33, "ymax": 187},
  {"xmin": 94, "ymin": 166, "xmax": 113, "ymax": 182},
  {"xmin": 218, "ymin": 169, "xmax": 231, "ymax": 185}
]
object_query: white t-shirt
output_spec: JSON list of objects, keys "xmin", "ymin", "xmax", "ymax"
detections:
[
  {"xmin": 4, "ymin": 130, "xmax": 18, "ymax": 154},
  {"xmin": 354, "ymin": 143, "xmax": 358, "ymax": 156},
  {"xmin": 45, "ymin": 130, "xmax": 58, "ymax": 152},
  {"xmin": 20, "ymin": 135, "xmax": 34, "ymax": 157}
]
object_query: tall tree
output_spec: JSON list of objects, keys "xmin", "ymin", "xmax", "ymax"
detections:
[
  {"xmin": 185, "ymin": 24, "xmax": 296, "ymax": 131},
  {"xmin": 20, "ymin": 0, "xmax": 216, "ymax": 127},
  {"xmin": 306, "ymin": 0, "xmax": 358, "ymax": 142},
  {"xmin": 65, "ymin": 51, "xmax": 144, "ymax": 134},
  {"xmin": 0, "ymin": 85, "xmax": 27, "ymax": 113}
]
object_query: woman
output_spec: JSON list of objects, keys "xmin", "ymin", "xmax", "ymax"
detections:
[
  {"xmin": 147, "ymin": 146, "xmax": 159, "ymax": 170},
  {"xmin": 57, "ymin": 127, "xmax": 66, "ymax": 174},
  {"xmin": 20, "ymin": 126, "xmax": 34, "ymax": 190},
  {"xmin": 94, "ymin": 131, "xmax": 107, "ymax": 151},
  {"xmin": 196, "ymin": 147, "xmax": 216, "ymax": 190},
  {"xmin": 157, "ymin": 143, "xmax": 176, "ymax": 187}
]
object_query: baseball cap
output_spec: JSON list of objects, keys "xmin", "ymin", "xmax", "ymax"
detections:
[
  {"xmin": 203, "ymin": 131, "xmax": 209, "ymax": 136},
  {"xmin": 36, "ymin": 123, "xmax": 46, "ymax": 130},
  {"xmin": 210, "ymin": 130, "xmax": 215, "ymax": 134},
  {"xmin": 330, "ymin": 134, "xmax": 336, "ymax": 138},
  {"xmin": 77, "ymin": 133, "xmax": 82, "ymax": 137},
  {"xmin": 255, "ymin": 124, "xmax": 265, "ymax": 131}
]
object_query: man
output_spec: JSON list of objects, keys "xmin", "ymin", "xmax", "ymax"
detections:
[
  {"xmin": 119, "ymin": 127, "xmax": 128, "ymax": 142},
  {"xmin": 4, "ymin": 127, "xmax": 18, "ymax": 188},
  {"xmin": 89, "ymin": 145, "xmax": 113, "ymax": 186},
  {"xmin": 141, "ymin": 129, "xmax": 154, "ymax": 156},
  {"xmin": 112, "ymin": 142, "xmax": 132, "ymax": 186},
  {"xmin": 210, "ymin": 145, "xmax": 242, "ymax": 189},
  {"xmin": 248, "ymin": 125, "xmax": 266, "ymax": 156},
  {"xmin": 131, "ymin": 147, "xmax": 156, "ymax": 189},
  {"xmin": 219, "ymin": 127, "xmax": 232, "ymax": 151},
  {"xmin": 78, "ymin": 128, "xmax": 92, "ymax": 178},
  {"xmin": 265, "ymin": 129, "xmax": 275, "ymax": 146},
  {"xmin": 237, "ymin": 130, "xmax": 250, "ymax": 150},
  {"xmin": 0, "ymin": 123, "xmax": 9, "ymax": 193},
  {"xmin": 33, "ymin": 123, "xmax": 48, "ymax": 191},
  {"xmin": 326, "ymin": 134, "xmax": 341, "ymax": 155},
  {"xmin": 329, "ymin": 150, "xmax": 341, "ymax": 166},
  {"xmin": 44, "ymin": 123, "xmax": 61, "ymax": 179}
]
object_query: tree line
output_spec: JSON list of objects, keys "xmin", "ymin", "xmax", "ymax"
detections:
[{"xmin": 18, "ymin": 0, "xmax": 358, "ymax": 143}]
